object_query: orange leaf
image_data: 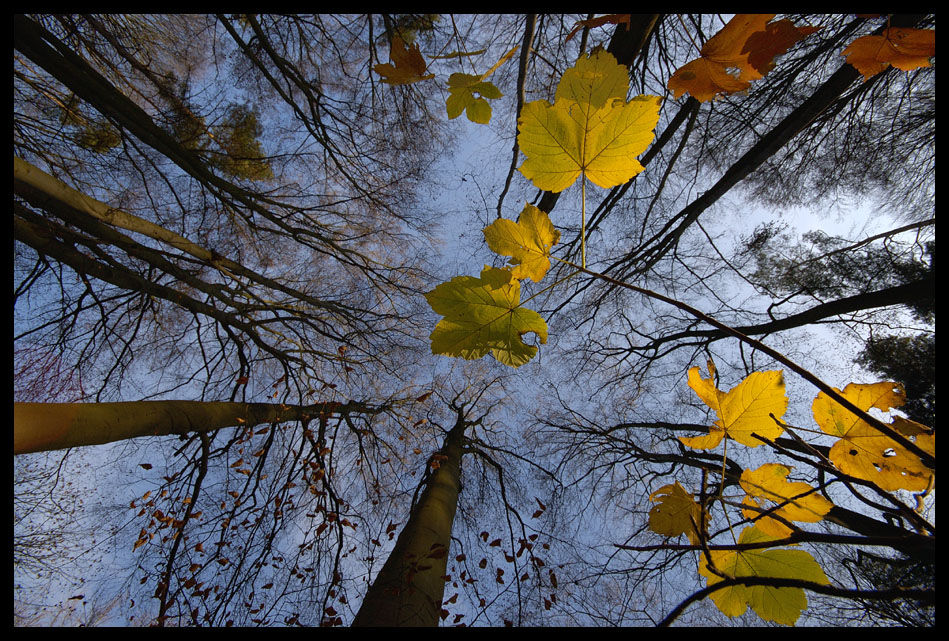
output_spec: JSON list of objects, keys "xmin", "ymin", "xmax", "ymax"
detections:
[
  {"xmin": 742, "ymin": 19, "xmax": 821, "ymax": 76},
  {"xmin": 565, "ymin": 14, "xmax": 631, "ymax": 42},
  {"xmin": 373, "ymin": 36, "xmax": 435, "ymax": 85},
  {"xmin": 842, "ymin": 28, "xmax": 936, "ymax": 81},
  {"xmin": 668, "ymin": 14, "xmax": 775, "ymax": 101}
]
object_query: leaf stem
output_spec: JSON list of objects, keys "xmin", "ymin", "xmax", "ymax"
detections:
[{"xmin": 581, "ymin": 175, "xmax": 587, "ymax": 269}]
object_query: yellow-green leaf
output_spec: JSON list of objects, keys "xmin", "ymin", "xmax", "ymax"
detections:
[
  {"xmin": 699, "ymin": 525, "xmax": 829, "ymax": 626},
  {"xmin": 483, "ymin": 203, "xmax": 560, "ymax": 282},
  {"xmin": 517, "ymin": 51, "xmax": 661, "ymax": 193},
  {"xmin": 425, "ymin": 266, "xmax": 547, "ymax": 368},
  {"xmin": 680, "ymin": 362, "xmax": 788, "ymax": 449},
  {"xmin": 446, "ymin": 73, "xmax": 503, "ymax": 124},
  {"xmin": 740, "ymin": 463, "xmax": 833, "ymax": 538},
  {"xmin": 648, "ymin": 481, "xmax": 708, "ymax": 545}
]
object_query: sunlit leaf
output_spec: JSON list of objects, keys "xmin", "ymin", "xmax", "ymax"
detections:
[
  {"xmin": 812, "ymin": 382, "xmax": 935, "ymax": 491},
  {"xmin": 518, "ymin": 50, "xmax": 661, "ymax": 193},
  {"xmin": 680, "ymin": 361, "xmax": 787, "ymax": 449},
  {"xmin": 742, "ymin": 19, "xmax": 822, "ymax": 77},
  {"xmin": 425, "ymin": 266, "xmax": 547, "ymax": 367},
  {"xmin": 483, "ymin": 203, "xmax": 560, "ymax": 282},
  {"xmin": 699, "ymin": 525, "xmax": 829, "ymax": 625},
  {"xmin": 667, "ymin": 14, "xmax": 774, "ymax": 102}
]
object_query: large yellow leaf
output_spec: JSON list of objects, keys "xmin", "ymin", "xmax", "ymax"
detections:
[
  {"xmin": 483, "ymin": 203, "xmax": 560, "ymax": 283},
  {"xmin": 517, "ymin": 50, "xmax": 661, "ymax": 193},
  {"xmin": 648, "ymin": 481, "xmax": 708, "ymax": 545},
  {"xmin": 812, "ymin": 382, "xmax": 935, "ymax": 491},
  {"xmin": 680, "ymin": 362, "xmax": 788, "ymax": 449},
  {"xmin": 740, "ymin": 463, "xmax": 833, "ymax": 538},
  {"xmin": 425, "ymin": 266, "xmax": 547, "ymax": 368},
  {"xmin": 699, "ymin": 525, "xmax": 829, "ymax": 626}
]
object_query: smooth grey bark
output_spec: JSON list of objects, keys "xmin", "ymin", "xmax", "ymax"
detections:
[{"xmin": 352, "ymin": 408, "xmax": 469, "ymax": 626}]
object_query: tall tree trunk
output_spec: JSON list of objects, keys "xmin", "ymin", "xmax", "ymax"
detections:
[
  {"xmin": 352, "ymin": 408, "xmax": 469, "ymax": 627},
  {"xmin": 13, "ymin": 400, "xmax": 378, "ymax": 455}
]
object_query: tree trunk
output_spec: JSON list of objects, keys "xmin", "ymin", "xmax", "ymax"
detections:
[
  {"xmin": 13, "ymin": 400, "xmax": 374, "ymax": 455},
  {"xmin": 352, "ymin": 409, "xmax": 469, "ymax": 626}
]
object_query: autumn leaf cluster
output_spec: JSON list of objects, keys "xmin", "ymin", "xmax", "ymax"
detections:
[
  {"xmin": 646, "ymin": 362, "xmax": 934, "ymax": 625},
  {"xmin": 667, "ymin": 14, "xmax": 934, "ymax": 102}
]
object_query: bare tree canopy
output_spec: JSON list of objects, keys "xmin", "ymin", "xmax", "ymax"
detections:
[{"xmin": 15, "ymin": 14, "xmax": 933, "ymax": 627}]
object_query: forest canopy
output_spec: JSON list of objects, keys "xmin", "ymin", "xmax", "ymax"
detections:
[{"xmin": 14, "ymin": 14, "xmax": 934, "ymax": 627}]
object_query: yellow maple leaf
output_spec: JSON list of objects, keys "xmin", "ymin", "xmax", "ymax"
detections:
[
  {"xmin": 680, "ymin": 361, "xmax": 788, "ymax": 450},
  {"xmin": 740, "ymin": 463, "xmax": 833, "ymax": 538},
  {"xmin": 699, "ymin": 525, "xmax": 829, "ymax": 626},
  {"xmin": 842, "ymin": 27, "xmax": 936, "ymax": 81},
  {"xmin": 517, "ymin": 50, "xmax": 661, "ymax": 193},
  {"xmin": 483, "ymin": 203, "xmax": 560, "ymax": 283},
  {"xmin": 424, "ymin": 265, "xmax": 547, "ymax": 368},
  {"xmin": 648, "ymin": 480, "xmax": 708, "ymax": 545},
  {"xmin": 373, "ymin": 36, "xmax": 435, "ymax": 85},
  {"xmin": 812, "ymin": 382, "xmax": 935, "ymax": 491}
]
